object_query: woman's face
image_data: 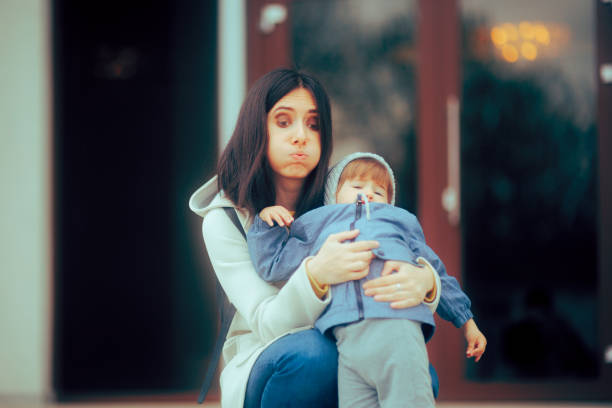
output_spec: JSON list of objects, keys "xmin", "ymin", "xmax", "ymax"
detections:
[{"xmin": 266, "ymin": 87, "xmax": 322, "ymax": 183}]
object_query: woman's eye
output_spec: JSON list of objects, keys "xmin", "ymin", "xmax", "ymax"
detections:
[
  {"xmin": 276, "ymin": 114, "xmax": 291, "ymax": 127},
  {"xmin": 352, "ymin": 185, "xmax": 362, "ymax": 189},
  {"xmin": 375, "ymin": 192, "xmax": 384, "ymax": 196},
  {"xmin": 307, "ymin": 118, "xmax": 320, "ymax": 130}
]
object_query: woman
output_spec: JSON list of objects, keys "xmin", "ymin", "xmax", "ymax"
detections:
[{"xmin": 189, "ymin": 68, "xmax": 441, "ymax": 408}]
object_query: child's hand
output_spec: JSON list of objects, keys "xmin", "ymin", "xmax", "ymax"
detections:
[
  {"xmin": 462, "ymin": 319, "xmax": 487, "ymax": 362},
  {"xmin": 259, "ymin": 205, "xmax": 294, "ymax": 227}
]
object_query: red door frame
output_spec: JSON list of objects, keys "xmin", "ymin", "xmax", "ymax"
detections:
[
  {"xmin": 246, "ymin": 0, "xmax": 291, "ymax": 88},
  {"xmin": 247, "ymin": 0, "xmax": 612, "ymax": 401},
  {"xmin": 416, "ymin": 0, "xmax": 465, "ymax": 399}
]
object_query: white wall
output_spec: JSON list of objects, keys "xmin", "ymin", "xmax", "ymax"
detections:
[
  {"xmin": 0, "ymin": 0, "xmax": 52, "ymax": 400},
  {"xmin": 218, "ymin": 0, "xmax": 246, "ymax": 151}
]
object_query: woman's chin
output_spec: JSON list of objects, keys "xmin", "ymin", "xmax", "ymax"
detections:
[{"xmin": 279, "ymin": 164, "xmax": 316, "ymax": 180}]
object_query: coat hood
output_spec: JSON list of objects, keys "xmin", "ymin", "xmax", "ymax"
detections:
[
  {"xmin": 324, "ymin": 152, "xmax": 397, "ymax": 205},
  {"xmin": 189, "ymin": 175, "xmax": 242, "ymax": 218}
]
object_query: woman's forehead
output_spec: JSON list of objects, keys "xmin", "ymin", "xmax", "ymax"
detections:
[{"xmin": 270, "ymin": 88, "xmax": 317, "ymax": 113}]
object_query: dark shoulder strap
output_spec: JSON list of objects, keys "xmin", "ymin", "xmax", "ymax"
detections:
[
  {"xmin": 223, "ymin": 207, "xmax": 247, "ymax": 238},
  {"xmin": 197, "ymin": 207, "xmax": 244, "ymax": 403}
]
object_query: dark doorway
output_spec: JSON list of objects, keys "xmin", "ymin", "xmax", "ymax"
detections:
[{"xmin": 52, "ymin": 0, "xmax": 218, "ymax": 399}]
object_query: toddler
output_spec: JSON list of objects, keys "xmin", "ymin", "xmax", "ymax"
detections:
[{"xmin": 247, "ymin": 152, "xmax": 486, "ymax": 407}]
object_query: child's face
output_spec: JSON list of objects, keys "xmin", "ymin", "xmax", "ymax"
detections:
[{"xmin": 336, "ymin": 177, "xmax": 389, "ymax": 204}]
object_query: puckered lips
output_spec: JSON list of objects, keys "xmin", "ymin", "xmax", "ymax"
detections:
[{"xmin": 290, "ymin": 152, "xmax": 308, "ymax": 160}]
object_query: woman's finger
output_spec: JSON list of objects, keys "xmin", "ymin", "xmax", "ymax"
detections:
[
  {"xmin": 347, "ymin": 260, "xmax": 368, "ymax": 272},
  {"xmin": 349, "ymin": 261, "xmax": 374, "ymax": 275},
  {"xmin": 346, "ymin": 240, "xmax": 380, "ymax": 252},
  {"xmin": 373, "ymin": 292, "xmax": 405, "ymax": 302},
  {"xmin": 389, "ymin": 298, "xmax": 422, "ymax": 309},
  {"xmin": 349, "ymin": 268, "xmax": 370, "ymax": 280},
  {"xmin": 363, "ymin": 274, "xmax": 398, "ymax": 290},
  {"xmin": 380, "ymin": 260, "xmax": 400, "ymax": 276},
  {"xmin": 330, "ymin": 229, "xmax": 360, "ymax": 243},
  {"xmin": 349, "ymin": 250, "xmax": 375, "ymax": 264},
  {"xmin": 381, "ymin": 260, "xmax": 420, "ymax": 276},
  {"xmin": 364, "ymin": 282, "xmax": 403, "ymax": 297}
]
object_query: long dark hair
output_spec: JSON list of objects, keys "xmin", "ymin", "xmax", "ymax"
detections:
[{"xmin": 217, "ymin": 68, "xmax": 333, "ymax": 217}]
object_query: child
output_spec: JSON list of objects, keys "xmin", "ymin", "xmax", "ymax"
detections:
[{"xmin": 247, "ymin": 152, "xmax": 486, "ymax": 407}]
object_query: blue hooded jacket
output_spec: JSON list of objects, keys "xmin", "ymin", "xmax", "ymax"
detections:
[{"xmin": 247, "ymin": 153, "xmax": 473, "ymax": 340}]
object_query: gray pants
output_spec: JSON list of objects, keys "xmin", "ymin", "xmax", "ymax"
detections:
[{"xmin": 333, "ymin": 319, "xmax": 435, "ymax": 408}]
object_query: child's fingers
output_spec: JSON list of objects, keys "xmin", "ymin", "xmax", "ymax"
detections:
[
  {"xmin": 272, "ymin": 213, "xmax": 285, "ymax": 227},
  {"xmin": 474, "ymin": 337, "xmax": 487, "ymax": 362},
  {"xmin": 472, "ymin": 344, "xmax": 484, "ymax": 362},
  {"xmin": 280, "ymin": 210, "xmax": 294, "ymax": 225},
  {"xmin": 466, "ymin": 340, "xmax": 476, "ymax": 357},
  {"xmin": 467, "ymin": 337, "xmax": 487, "ymax": 362},
  {"xmin": 261, "ymin": 213, "xmax": 274, "ymax": 226}
]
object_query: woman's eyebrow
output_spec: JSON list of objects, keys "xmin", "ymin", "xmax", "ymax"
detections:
[
  {"xmin": 272, "ymin": 106, "xmax": 318, "ymax": 114},
  {"xmin": 272, "ymin": 106, "xmax": 294, "ymax": 113}
]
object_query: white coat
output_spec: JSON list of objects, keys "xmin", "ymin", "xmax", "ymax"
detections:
[{"xmin": 188, "ymin": 176, "xmax": 442, "ymax": 407}]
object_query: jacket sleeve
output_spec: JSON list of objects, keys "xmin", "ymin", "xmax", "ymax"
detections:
[
  {"xmin": 247, "ymin": 215, "xmax": 312, "ymax": 282},
  {"xmin": 202, "ymin": 208, "xmax": 330, "ymax": 344},
  {"xmin": 409, "ymin": 220, "xmax": 474, "ymax": 328}
]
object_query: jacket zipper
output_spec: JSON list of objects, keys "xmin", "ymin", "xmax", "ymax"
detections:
[{"xmin": 349, "ymin": 198, "xmax": 365, "ymax": 321}]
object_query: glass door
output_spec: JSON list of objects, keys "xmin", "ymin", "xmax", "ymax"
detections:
[
  {"xmin": 461, "ymin": 0, "xmax": 598, "ymax": 381},
  {"xmin": 290, "ymin": 0, "xmax": 421, "ymax": 211},
  {"xmin": 248, "ymin": 0, "xmax": 612, "ymax": 401}
]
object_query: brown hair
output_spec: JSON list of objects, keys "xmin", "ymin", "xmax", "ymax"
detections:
[
  {"xmin": 217, "ymin": 68, "xmax": 333, "ymax": 217},
  {"xmin": 337, "ymin": 158, "xmax": 393, "ymax": 203}
]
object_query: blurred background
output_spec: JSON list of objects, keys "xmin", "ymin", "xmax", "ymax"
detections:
[{"xmin": 1, "ymin": 0, "xmax": 611, "ymax": 405}]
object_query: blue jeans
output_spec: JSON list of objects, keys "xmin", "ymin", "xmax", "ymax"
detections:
[
  {"xmin": 243, "ymin": 328, "xmax": 439, "ymax": 408},
  {"xmin": 244, "ymin": 329, "xmax": 338, "ymax": 408}
]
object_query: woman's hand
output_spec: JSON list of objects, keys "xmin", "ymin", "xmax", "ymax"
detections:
[
  {"xmin": 463, "ymin": 319, "xmax": 487, "ymax": 362},
  {"xmin": 306, "ymin": 230, "xmax": 379, "ymax": 286},
  {"xmin": 362, "ymin": 260, "xmax": 434, "ymax": 309}
]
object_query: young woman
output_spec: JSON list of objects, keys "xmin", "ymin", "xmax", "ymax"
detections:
[{"xmin": 189, "ymin": 68, "xmax": 441, "ymax": 408}]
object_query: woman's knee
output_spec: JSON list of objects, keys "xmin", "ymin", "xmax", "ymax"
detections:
[
  {"xmin": 249, "ymin": 330, "xmax": 338, "ymax": 407},
  {"xmin": 277, "ymin": 329, "xmax": 338, "ymax": 381}
]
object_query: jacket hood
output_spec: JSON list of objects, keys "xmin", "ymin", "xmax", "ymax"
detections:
[
  {"xmin": 189, "ymin": 175, "xmax": 238, "ymax": 219},
  {"xmin": 324, "ymin": 152, "xmax": 396, "ymax": 206}
]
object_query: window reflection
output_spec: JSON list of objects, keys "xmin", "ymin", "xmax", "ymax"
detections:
[
  {"xmin": 290, "ymin": 0, "xmax": 418, "ymax": 211},
  {"xmin": 460, "ymin": 0, "xmax": 598, "ymax": 380}
]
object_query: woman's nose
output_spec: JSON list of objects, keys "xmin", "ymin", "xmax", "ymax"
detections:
[
  {"xmin": 292, "ymin": 123, "xmax": 307, "ymax": 144},
  {"xmin": 366, "ymin": 192, "xmax": 374, "ymax": 200}
]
